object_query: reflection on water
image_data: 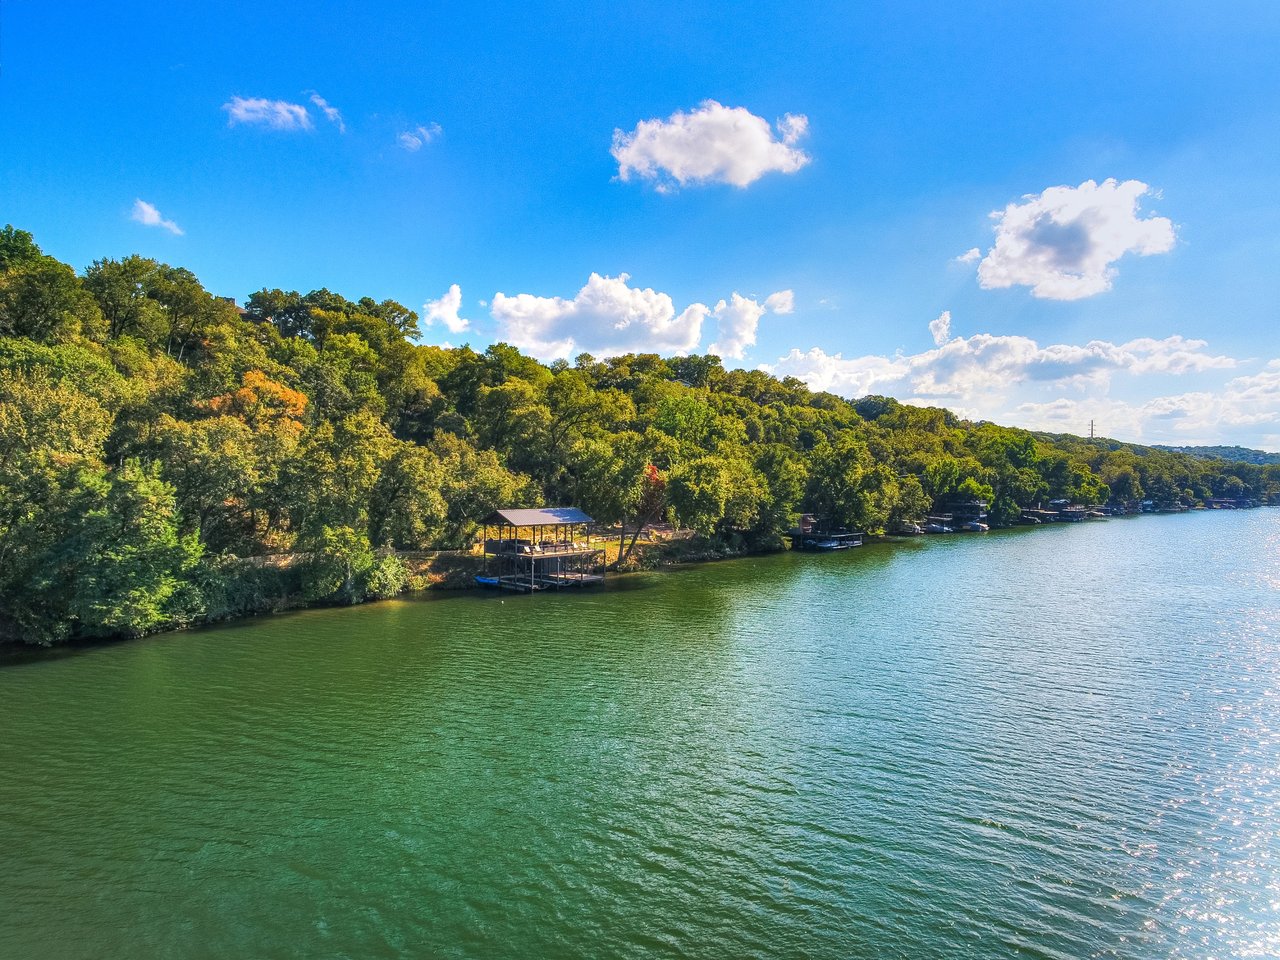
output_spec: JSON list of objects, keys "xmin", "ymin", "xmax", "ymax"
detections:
[{"xmin": 1, "ymin": 511, "xmax": 1278, "ymax": 959}]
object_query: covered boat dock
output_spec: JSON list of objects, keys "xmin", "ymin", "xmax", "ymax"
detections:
[{"xmin": 478, "ymin": 507, "xmax": 606, "ymax": 593}]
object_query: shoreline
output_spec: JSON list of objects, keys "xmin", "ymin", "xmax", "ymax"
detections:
[{"xmin": 4, "ymin": 506, "xmax": 1267, "ymax": 657}]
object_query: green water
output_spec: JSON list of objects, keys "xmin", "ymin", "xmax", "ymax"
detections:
[{"xmin": 2, "ymin": 511, "xmax": 1278, "ymax": 959}]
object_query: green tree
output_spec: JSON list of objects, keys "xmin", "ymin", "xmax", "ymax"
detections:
[
  {"xmin": 59, "ymin": 461, "xmax": 204, "ymax": 638},
  {"xmin": 0, "ymin": 256, "xmax": 104, "ymax": 342},
  {"xmin": 299, "ymin": 525, "xmax": 376, "ymax": 603},
  {"xmin": 369, "ymin": 444, "xmax": 449, "ymax": 549}
]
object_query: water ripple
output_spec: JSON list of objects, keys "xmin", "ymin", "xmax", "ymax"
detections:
[{"xmin": 1, "ymin": 510, "xmax": 1278, "ymax": 959}]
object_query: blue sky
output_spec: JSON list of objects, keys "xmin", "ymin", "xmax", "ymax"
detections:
[{"xmin": 3, "ymin": 1, "xmax": 1279, "ymax": 447}]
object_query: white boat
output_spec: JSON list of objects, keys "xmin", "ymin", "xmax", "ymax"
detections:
[{"xmin": 962, "ymin": 520, "xmax": 989, "ymax": 532}]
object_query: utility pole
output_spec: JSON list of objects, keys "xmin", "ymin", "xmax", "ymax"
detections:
[{"xmin": 1088, "ymin": 419, "xmax": 1096, "ymax": 439}]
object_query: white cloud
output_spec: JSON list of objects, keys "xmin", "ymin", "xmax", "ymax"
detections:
[
  {"xmin": 708, "ymin": 289, "xmax": 795, "ymax": 360},
  {"xmin": 764, "ymin": 290, "xmax": 795, "ymax": 314},
  {"xmin": 709, "ymin": 294, "xmax": 767, "ymax": 360},
  {"xmin": 955, "ymin": 247, "xmax": 981, "ymax": 264},
  {"xmin": 972, "ymin": 179, "xmax": 1175, "ymax": 299},
  {"xmin": 1015, "ymin": 362, "xmax": 1280, "ymax": 442},
  {"xmin": 777, "ymin": 113, "xmax": 808, "ymax": 146},
  {"xmin": 308, "ymin": 93, "xmax": 345, "ymax": 132},
  {"xmin": 764, "ymin": 347, "xmax": 911, "ymax": 398},
  {"xmin": 763, "ymin": 311, "xmax": 1268, "ymax": 445},
  {"xmin": 491, "ymin": 273, "xmax": 709, "ymax": 361},
  {"xmin": 612, "ymin": 100, "xmax": 811, "ymax": 190},
  {"xmin": 423, "ymin": 284, "xmax": 471, "ymax": 334},
  {"xmin": 399, "ymin": 123, "xmax": 443, "ymax": 151},
  {"xmin": 222, "ymin": 96, "xmax": 313, "ymax": 131},
  {"xmin": 130, "ymin": 199, "xmax": 183, "ymax": 236},
  {"xmin": 764, "ymin": 319, "xmax": 1235, "ymax": 403},
  {"xmin": 928, "ymin": 310, "xmax": 952, "ymax": 346}
]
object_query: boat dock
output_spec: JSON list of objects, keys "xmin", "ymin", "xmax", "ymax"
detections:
[
  {"xmin": 477, "ymin": 507, "xmax": 607, "ymax": 593},
  {"xmin": 787, "ymin": 515, "xmax": 865, "ymax": 551}
]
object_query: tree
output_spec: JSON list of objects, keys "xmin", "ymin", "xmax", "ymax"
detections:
[
  {"xmin": 369, "ymin": 444, "xmax": 448, "ymax": 549},
  {"xmin": 59, "ymin": 461, "xmax": 204, "ymax": 638},
  {"xmin": 284, "ymin": 412, "xmax": 396, "ymax": 540},
  {"xmin": 890, "ymin": 474, "xmax": 932, "ymax": 526},
  {"xmin": 0, "ymin": 256, "xmax": 104, "ymax": 342},
  {"xmin": 806, "ymin": 435, "xmax": 878, "ymax": 531},
  {"xmin": 752, "ymin": 444, "xmax": 808, "ymax": 544},
  {"xmin": 147, "ymin": 264, "xmax": 211, "ymax": 359},
  {"xmin": 149, "ymin": 414, "xmax": 261, "ymax": 551},
  {"xmin": 83, "ymin": 255, "xmax": 163, "ymax": 341},
  {"xmin": 206, "ymin": 370, "xmax": 308, "ymax": 427},
  {"xmin": 0, "ymin": 225, "xmax": 43, "ymax": 270},
  {"xmin": 0, "ymin": 372, "xmax": 113, "ymax": 590},
  {"xmin": 667, "ymin": 454, "xmax": 764, "ymax": 538},
  {"xmin": 299, "ymin": 525, "xmax": 377, "ymax": 603},
  {"xmin": 430, "ymin": 432, "xmax": 535, "ymax": 547}
]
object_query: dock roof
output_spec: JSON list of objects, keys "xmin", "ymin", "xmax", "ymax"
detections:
[{"xmin": 483, "ymin": 507, "xmax": 594, "ymax": 527}]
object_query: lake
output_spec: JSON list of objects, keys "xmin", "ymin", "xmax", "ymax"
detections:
[{"xmin": 2, "ymin": 510, "xmax": 1278, "ymax": 959}]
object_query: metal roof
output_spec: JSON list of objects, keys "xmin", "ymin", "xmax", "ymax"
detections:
[{"xmin": 482, "ymin": 507, "xmax": 595, "ymax": 527}]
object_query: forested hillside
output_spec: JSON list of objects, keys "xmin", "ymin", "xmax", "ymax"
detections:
[
  {"xmin": 2, "ymin": 225, "xmax": 1275, "ymax": 645},
  {"xmin": 1154, "ymin": 445, "xmax": 1280, "ymax": 465}
]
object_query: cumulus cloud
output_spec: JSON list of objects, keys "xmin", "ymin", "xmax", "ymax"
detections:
[
  {"xmin": 491, "ymin": 273, "xmax": 710, "ymax": 361},
  {"xmin": 764, "ymin": 318, "xmax": 1235, "ymax": 403},
  {"xmin": 222, "ymin": 96, "xmax": 313, "ymax": 131},
  {"xmin": 710, "ymin": 295, "xmax": 765, "ymax": 360},
  {"xmin": 762, "ymin": 313, "xmax": 1269, "ymax": 445},
  {"xmin": 764, "ymin": 290, "xmax": 795, "ymax": 314},
  {"xmin": 1015, "ymin": 362, "xmax": 1280, "ymax": 442},
  {"xmin": 971, "ymin": 179, "xmax": 1175, "ymax": 299},
  {"xmin": 130, "ymin": 199, "xmax": 183, "ymax": 236},
  {"xmin": 399, "ymin": 123, "xmax": 443, "ymax": 151},
  {"xmin": 708, "ymin": 289, "xmax": 795, "ymax": 360},
  {"xmin": 612, "ymin": 100, "xmax": 810, "ymax": 190},
  {"xmin": 955, "ymin": 247, "xmax": 981, "ymax": 264},
  {"xmin": 308, "ymin": 93, "xmax": 345, "ymax": 132},
  {"xmin": 928, "ymin": 310, "xmax": 952, "ymax": 346},
  {"xmin": 423, "ymin": 284, "xmax": 471, "ymax": 334}
]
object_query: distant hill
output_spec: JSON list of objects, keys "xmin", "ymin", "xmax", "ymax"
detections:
[{"xmin": 1154, "ymin": 445, "xmax": 1280, "ymax": 465}]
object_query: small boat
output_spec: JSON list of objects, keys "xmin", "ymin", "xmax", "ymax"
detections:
[
  {"xmin": 924, "ymin": 522, "xmax": 953, "ymax": 534},
  {"xmin": 474, "ymin": 575, "xmax": 501, "ymax": 587},
  {"xmin": 961, "ymin": 520, "xmax": 989, "ymax": 532},
  {"xmin": 896, "ymin": 521, "xmax": 925, "ymax": 536}
]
